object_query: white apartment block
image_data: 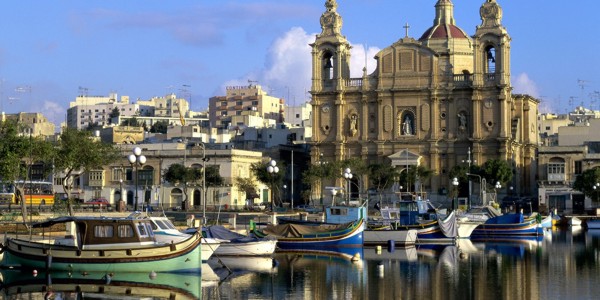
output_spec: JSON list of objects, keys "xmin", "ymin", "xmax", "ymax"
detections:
[{"xmin": 208, "ymin": 84, "xmax": 283, "ymax": 129}]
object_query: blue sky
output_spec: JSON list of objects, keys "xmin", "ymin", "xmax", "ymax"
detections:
[{"xmin": 0, "ymin": 0, "xmax": 598, "ymax": 126}]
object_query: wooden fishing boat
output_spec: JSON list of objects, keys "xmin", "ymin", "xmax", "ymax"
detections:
[
  {"xmin": 251, "ymin": 218, "xmax": 364, "ymax": 250},
  {"xmin": 471, "ymin": 213, "xmax": 543, "ymax": 237},
  {"xmin": 0, "ymin": 216, "xmax": 202, "ymax": 273},
  {"xmin": 130, "ymin": 213, "xmax": 220, "ymax": 261},
  {"xmin": 200, "ymin": 225, "xmax": 277, "ymax": 256},
  {"xmin": 369, "ymin": 199, "xmax": 459, "ymax": 244}
]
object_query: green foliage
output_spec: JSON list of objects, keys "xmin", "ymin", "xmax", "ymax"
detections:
[
  {"xmin": 108, "ymin": 107, "xmax": 120, "ymax": 121},
  {"xmin": 481, "ymin": 158, "xmax": 513, "ymax": 187},
  {"xmin": 573, "ymin": 168, "xmax": 600, "ymax": 202},
  {"xmin": 369, "ymin": 163, "xmax": 399, "ymax": 192},
  {"xmin": 150, "ymin": 120, "xmax": 169, "ymax": 134},
  {"xmin": 235, "ymin": 177, "xmax": 258, "ymax": 200},
  {"xmin": 204, "ymin": 165, "xmax": 224, "ymax": 186},
  {"xmin": 54, "ymin": 127, "xmax": 120, "ymax": 215},
  {"xmin": 121, "ymin": 117, "xmax": 140, "ymax": 127}
]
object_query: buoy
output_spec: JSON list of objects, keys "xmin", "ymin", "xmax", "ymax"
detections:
[
  {"xmin": 387, "ymin": 240, "xmax": 395, "ymax": 252},
  {"xmin": 351, "ymin": 253, "xmax": 361, "ymax": 262},
  {"xmin": 376, "ymin": 245, "xmax": 382, "ymax": 253},
  {"xmin": 149, "ymin": 271, "xmax": 157, "ymax": 280},
  {"xmin": 32, "ymin": 270, "xmax": 38, "ymax": 277}
]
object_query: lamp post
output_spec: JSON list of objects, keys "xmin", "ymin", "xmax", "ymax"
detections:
[
  {"xmin": 319, "ymin": 153, "xmax": 324, "ymax": 206},
  {"xmin": 452, "ymin": 177, "xmax": 459, "ymax": 211},
  {"xmin": 199, "ymin": 142, "xmax": 209, "ymax": 224},
  {"xmin": 343, "ymin": 168, "xmax": 352, "ymax": 204},
  {"xmin": 119, "ymin": 178, "xmax": 123, "ymax": 202},
  {"xmin": 331, "ymin": 188, "xmax": 337, "ymax": 205},
  {"xmin": 593, "ymin": 183, "xmax": 600, "ymax": 203},
  {"xmin": 283, "ymin": 184, "xmax": 287, "ymax": 208},
  {"xmin": 494, "ymin": 181, "xmax": 502, "ymax": 206},
  {"xmin": 266, "ymin": 160, "xmax": 279, "ymax": 212},
  {"xmin": 128, "ymin": 147, "xmax": 146, "ymax": 211},
  {"xmin": 462, "ymin": 147, "xmax": 476, "ymax": 210}
]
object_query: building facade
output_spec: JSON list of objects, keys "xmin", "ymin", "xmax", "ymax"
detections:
[
  {"xmin": 310, "ymin": 0, "xmax": 538, "ymax": 201},
  {"xmin": 208, "ymin": 83, "xmax": 284, "ymax": 129}
]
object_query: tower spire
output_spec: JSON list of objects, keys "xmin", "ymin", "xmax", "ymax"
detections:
[
  {"xmin": 433, "ymin": 0, "xmax": 455, "ymax": 26},
  {"xmin": 319, "ymin": 0, "xmax": 343, "ymax": 37}
]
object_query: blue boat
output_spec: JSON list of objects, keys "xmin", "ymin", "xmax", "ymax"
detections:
[
  {"xmin": 471, "ymin": 213, "xmax": 543, "ymax": 237},
  {"xmin": 369, "ymin": 199, "xmax": 458, "ymax": 244},
  {"xmin": 251, "ymin": 218, "xmax": 364, "ymax": 250}
]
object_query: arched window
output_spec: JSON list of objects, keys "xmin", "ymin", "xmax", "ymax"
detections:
[
  {"xmin": 485, "ymin": 45, "xmax": 496, "ymax": 74},
  {"xmin": 322, "ymin": 51, "xmax": 334, "ymax": 80}
]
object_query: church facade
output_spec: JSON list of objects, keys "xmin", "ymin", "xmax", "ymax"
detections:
[{"xmin": 310, "ymin": 0, "xmax": 538, "ymax": 200}]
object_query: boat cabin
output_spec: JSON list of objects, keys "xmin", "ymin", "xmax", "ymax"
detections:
[
  {"xmin": 379, "ymin": 199, "xmax": 438, "ymax": 226},
  {"xmin": 33, "ymin": 216, "xmax": 156, "ymax": 249}
]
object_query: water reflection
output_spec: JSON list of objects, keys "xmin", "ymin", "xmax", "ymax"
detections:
[
  {"xmin": 2, "ymin": 228, "xmax": 600, "ymax": 299},
  {"xmin": 0, "ymin": 269, "xmax": 202, "ymax": 299}
]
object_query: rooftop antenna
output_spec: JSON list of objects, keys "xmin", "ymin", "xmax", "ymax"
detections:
[
  {"xmin": 578, "ymin": 79, "xmax": 590, "ymax": 107},
  {"xmin": 78, "ymin": 86, "xmax": 89, "ymax": 97}
]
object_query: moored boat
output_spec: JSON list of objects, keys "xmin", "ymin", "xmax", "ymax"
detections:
[
  {"xmin": 586, "ymin": 219, "xmax": 600, "ymax": 229},
  {"xmin": 129, "ymin": 212, "xmax": 220, "ymax": 262},
  {"xmin": 251, "ymin": 218, "xmax": 364, "ymax": 250},
  {"xmin": 200, "ymin": 225, "xmax": 277, "ymax": 256},
  {"xmin": 369, "ymin": 199, "xmax": 459, "ymax": 244},
  {"xmin": 569, "ymin": 216, "xmax": 582, "ymax": 227},
  {"xmin": 0, "ymin": 216, "xmax": 202, "ymax": 273},
  {"xmin": 471, "ymin": 213, "xmax": 543, "ymax": 237}
]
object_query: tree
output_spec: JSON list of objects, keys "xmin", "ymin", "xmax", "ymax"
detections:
[
  {"xmin": 121, "ymin": 117, "xmax": 140, "ymax": 127},
  {"xmin": 54, "ymin": 127, "xmax": 120, "ymax": 216},
  {"xmin": 0, "ymin": 120, "xmax": 54, "ymax": 220},
  {"xmin": 251, "ymin": 160, "xmax": 286, "ymax": 207},
  {"xmin": 164, "ymin": 163, "xmax": 202, "ymax": 209},
  {"xmin": 368, "ymin": 162, "xmax": 401, "ymax": 204},
  {"xmin": 150, "ymin": 120, "xmax": 169, "ymax": 134},
  {"xmin": 481, "ymin": 158, "xmax": 513, "ymax": 188},
  {"xmin": 573, "ymin": 168, "xmax": 600, "ymax": 203},
  {"xmin": 108, "ymin": 107, "xmax": 120, "ymax": 123},
  {"xmin": 235, "ymin": 177, "xmax": 259, "ymax": 206}
]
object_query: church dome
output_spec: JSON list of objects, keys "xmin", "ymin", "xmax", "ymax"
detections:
[{"xmin": 419, "ymin": 24, "xmax": 469, "ymax": 40}]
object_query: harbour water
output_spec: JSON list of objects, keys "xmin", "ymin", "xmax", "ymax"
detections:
[{"xmin": 1, "ymin": 227, "xmax": 599, "ymax": 299}]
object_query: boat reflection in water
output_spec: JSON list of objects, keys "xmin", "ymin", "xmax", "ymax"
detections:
[{"xmin": 0, "ymin": 268, "xmax": 202, "ymax": 299}]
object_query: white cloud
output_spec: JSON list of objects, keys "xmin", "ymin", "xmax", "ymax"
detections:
[
  {"xmin": 226, "ymin": 27, "xmax": 382, "ymax": 105},
  {"xmin": 349, "ymin": 44, "xmax": 380, "ymax": 77},
  {"xmin": 42, "ymin": 100, "xmax": 65, "ymax": 128},
  {"xmin": 512, "ymin": 73, "xmax": 540, "ymax": 98}
]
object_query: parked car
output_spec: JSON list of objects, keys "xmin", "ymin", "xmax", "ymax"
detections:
[{"xmin": 86, "ymin": 198, "xmax": 110, "ymax": 207}]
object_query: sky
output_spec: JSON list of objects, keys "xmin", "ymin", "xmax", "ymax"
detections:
[{"xmin": 0, "ymin": 0, "xmax": 598, "ymax": 126}]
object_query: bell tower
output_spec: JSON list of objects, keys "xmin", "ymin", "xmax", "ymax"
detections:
[{"xmin": 310, "ymin": 0, "xmax": 351, "ymax": 92}]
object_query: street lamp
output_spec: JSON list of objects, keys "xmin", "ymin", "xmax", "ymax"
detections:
[
  {"xmin": 331, "ymin": 188, "xmax": 338, "ymax": 204},
  {"xmin": 199, "ymin": 142, "xmax": 209, "ymax": 224},
  {"xmin": 344, "ymin": 168, "xmax": 352, "ymax": 204},
  {"xmin": 593, "ymin": 183, "xmax": 600, "ymax": 203},
  {"xmin": 283, "ymin": 184, "xmax": 287, "ymax": 208},
  {"xmin": 452, "ymin": 177, "xmax": 459, "ymax": 211},
  {"xmin": 494, "ymin": 181, "xmax": 502, "ymax": 206},
  {"xmin": 266, "ymin": 160, "xmax": 279, "ymax": 212},
  {"xmin": 128, "ymin": 147, "xmax": 146, "ymax": 211}
]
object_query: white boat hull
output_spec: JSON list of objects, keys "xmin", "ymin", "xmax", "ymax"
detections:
[
  {"xmin": 363, "ymin": 229, "xmax": 417, "ymax": 246},
  {"xmin": 213, "ymin": 239, "xmax": 277, "ymax": 256}
]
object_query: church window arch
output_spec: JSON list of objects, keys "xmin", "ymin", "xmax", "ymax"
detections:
[
  {"xmin": 485, "ymin": 45, "xmax": 496, "ymax": 74},
  {"xmin": 322, "ymin": 51, "xmax": 334, "ymax": 80}
]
